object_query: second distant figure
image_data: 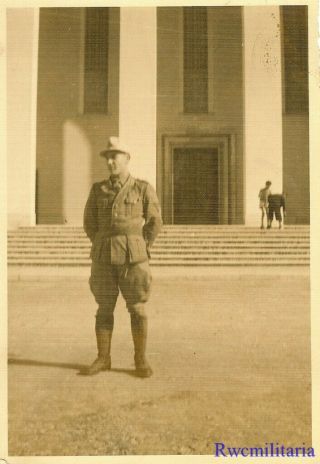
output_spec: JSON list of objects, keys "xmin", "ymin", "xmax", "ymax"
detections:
[{"xmin": 267, "ymin": 193, "xmax": 286, "ymax": 229}]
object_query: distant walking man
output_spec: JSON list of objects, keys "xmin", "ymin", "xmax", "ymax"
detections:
[
  {"xmin": 258, "ymin": 181, "xmax": 272, "ymax": 229},
  {"xmin": 82, "ymin": 137, "xmax": 162, "ymax": 377},
  {"xmin": 267, "ymin": 193, "xmax": 286, "ymax": 229}
]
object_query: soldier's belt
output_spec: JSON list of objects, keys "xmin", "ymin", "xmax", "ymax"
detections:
[{"xmin": 96, "ymin": 224, "xmax": 144, "ymax": 237}]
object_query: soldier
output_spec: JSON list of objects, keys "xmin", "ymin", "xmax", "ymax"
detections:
[{"xmin": 81, "ymin": 137, "xmax": 162, "ymax": 377}]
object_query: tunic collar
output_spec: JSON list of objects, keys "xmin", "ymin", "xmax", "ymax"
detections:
[{"xmin": 110, "ymin": 172, "xmax": 130, "ymax": 187}]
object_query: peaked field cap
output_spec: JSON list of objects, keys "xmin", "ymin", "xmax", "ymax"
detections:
[{"xmin": 100, "ymin": 136, "xmax": 130, "ymax": 158}]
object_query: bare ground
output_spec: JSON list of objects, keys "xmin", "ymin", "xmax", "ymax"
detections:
[{"xmin": 8, "ymin": 271, "xmax": 311, "ymax": 455}]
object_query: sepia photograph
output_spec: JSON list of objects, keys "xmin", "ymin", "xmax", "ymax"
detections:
[{"xmin": 2, "ymin": 0, "xmax": 320, "ymax": 459}]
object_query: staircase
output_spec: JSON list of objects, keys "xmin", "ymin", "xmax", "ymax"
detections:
[{"xmin": 7, "ymin": 225, "xmax": 310, "ymax": 267}]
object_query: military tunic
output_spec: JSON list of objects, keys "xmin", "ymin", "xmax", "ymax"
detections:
[{"xmin": 83, "ymin": 174, "xmax": 162, "ymax": 329}]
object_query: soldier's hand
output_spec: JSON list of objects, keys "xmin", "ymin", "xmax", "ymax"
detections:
[{"xmin": 145, "ymin": 241, "xmax": 152, "ymax": 259}]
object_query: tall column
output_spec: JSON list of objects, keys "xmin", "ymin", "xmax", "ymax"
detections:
[
  {"xmin": 7, "ymin": 8, "xmax": 39, "ymax": 229},
  {"xmin": 243, "ymin": 7, "xmax": 283, "ymax": 225},
  {"xmin": 119, "ymin": 7, "xmax": 157, "ymax": 187}
]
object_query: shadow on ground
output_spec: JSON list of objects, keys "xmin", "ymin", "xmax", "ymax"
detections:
[{"xmin": 8, "ymin": 357, "xmax": 137, "ymax": 377}]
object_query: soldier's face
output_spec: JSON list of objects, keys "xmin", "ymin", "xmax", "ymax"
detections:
[{"xmin": 106, "ymin": 152, "xmax": 129, "ymax": 175}]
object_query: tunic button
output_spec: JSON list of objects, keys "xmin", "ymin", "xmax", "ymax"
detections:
[{"xmin": 114, "ymin": 213, "xmax": 118, "ymax": 217}]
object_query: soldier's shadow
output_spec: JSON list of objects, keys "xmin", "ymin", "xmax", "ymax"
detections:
[{"xmin": 8, "ymin": 358, "xmax": 137, "ymax": 377}]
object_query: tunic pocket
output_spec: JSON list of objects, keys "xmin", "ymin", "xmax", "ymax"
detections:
[
  {"xmin": 127, "ymin": 234, "xmax": 148, "ymax": 263},
  {"xmin": 124, "ymin": 193, "xmax": 142, "ymax": 216},
  {"xmin": 90, "ymin": 233, "xmax": 111, "ymax": 262}
]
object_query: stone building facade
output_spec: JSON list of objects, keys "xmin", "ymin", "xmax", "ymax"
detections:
[{"xmin": 7, "ymin": 6, "xmax": 309, "ymax": 228}]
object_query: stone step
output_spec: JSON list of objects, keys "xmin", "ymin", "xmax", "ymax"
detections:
[
  {"xmin": 8, "ymin": 244, "xmax": 310, "ymax": 250},
  {"xmin": 8, "ymin": 250, "xmax": 309, "ymax": 259},
  {"xmin": 8, "ymin": 259, "xmax": 309, "ymax": 267},
  {"xmin": 9, "ymin": 226, "xmax": 309, "ymax": 231},
  {"xmin": 9, "ymin": 234, "xmax": 308, "ymax": 240},
  {"xmin": 8, "ymin": 226, "xmax": 310, "ymax": 234},
  {"xmin": 8, "ymin": 243, "xmax": 310, "ymax": 250},
  {"xmin": 7, "ymin": 225, "xmax": 309, "ymax": 268},
  {"xmin": 7, "ymin": 237, "xmax": 309, "ymax": 242},
  {"xmin": 8, "ymin": 233, "xmax": 310, "ymax": 239},
  {"xmin": 8, "ymin": 253, "xmax": 309, "ymax": 260},
  {"xmin": 11, "ymin": 224, "xmax": 310, "ymax": 230}
]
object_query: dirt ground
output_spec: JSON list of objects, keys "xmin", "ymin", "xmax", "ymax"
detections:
[{"xmin": 8, "ymin": 270, "xmax": 311, "ymax": 456}]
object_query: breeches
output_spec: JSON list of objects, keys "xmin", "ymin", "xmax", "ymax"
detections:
[
  {"xmin": 89, "ymin": 260, "xmax": 152, "ymax": 329},
  {"xmin": 268, "ymin": 207, "xmax": 282, "ymax": 221}
]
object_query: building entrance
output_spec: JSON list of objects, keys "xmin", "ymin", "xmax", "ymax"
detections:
[
  {"xmin": 173, "ymin": 147, "xmax": 219, "ymax": 224},
  {"xmin": 161, "ymin": 135, "xmax": 236, "ymax": 224}
]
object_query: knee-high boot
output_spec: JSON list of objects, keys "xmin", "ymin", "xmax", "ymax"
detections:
[
  {"xmin": 130, "ymin": 313, "xmax": 153, "ymax": 378},
  {"xmin": 80, "ymin": 329, "xmax": 112, "ymax": 375}
]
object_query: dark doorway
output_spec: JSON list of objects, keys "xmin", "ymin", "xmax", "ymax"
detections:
[{"xmin": 173, "ymin": 147, "xmax": 219, "ymax": 224}]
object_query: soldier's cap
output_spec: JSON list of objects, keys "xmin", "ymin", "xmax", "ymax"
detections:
[{"xmin": 100, "ymin": 137, "xmax": 130, "ymax": 159}]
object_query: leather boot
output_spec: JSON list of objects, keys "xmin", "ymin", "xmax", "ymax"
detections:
[
  {"xmin": 80, "ymin": 329, "xmax": 112, "ymax": 375},
  {"xmin": 130, "ymin": 314, "xmax": 153, "ymax": 378}
]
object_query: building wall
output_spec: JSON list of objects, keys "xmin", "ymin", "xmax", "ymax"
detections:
[
  {"xmin": 283, "ymin": 114, "xmax": 309, "ymax": 223},
  {"xmin": 243, "ymin": 6, "xmax": 284, "ymax": 226},
  {"xmin": 7, "ymin": 9, "xmax": 38, "ymax": 229},
  {"xmin": 36, "ymin": 7, "xmax": 119, "ymax": 224},
  {"xmin": 33, "ymin": 6, "xmax": 309, "ymax": 226},
  {"xmin": 281, "ymin": 6, "xmax": 309, "ymax": 224},
  {"xmin": 157, "ymin": 7, "xmax": 244, "ymax": 224}
]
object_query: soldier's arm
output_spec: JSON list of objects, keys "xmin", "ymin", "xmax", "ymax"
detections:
[
  {"xmin": 83, "ymin": 185, "xmax": 98, "ymax": 242},
  {"xmin": 142, "ymin": 183, "xmax": 163, "ymax": 248}
]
